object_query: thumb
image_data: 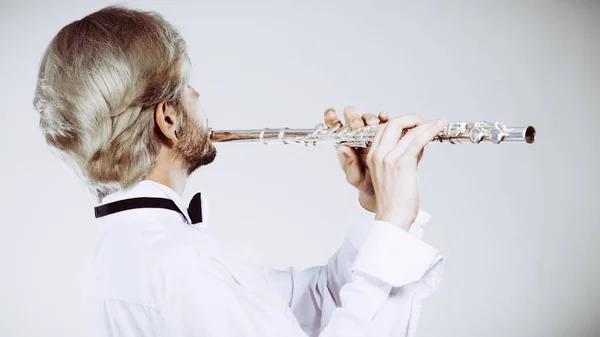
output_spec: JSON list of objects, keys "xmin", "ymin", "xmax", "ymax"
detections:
[{"xmin": 337, "ymin": 145, "xmax": 363, "ymax": 187}]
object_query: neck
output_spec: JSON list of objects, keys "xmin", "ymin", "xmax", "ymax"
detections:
[{"xmin": 144, "ymin": 148, "xmax": 188, "ymax": 196}]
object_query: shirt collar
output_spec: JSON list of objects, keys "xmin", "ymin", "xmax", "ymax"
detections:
[
  {"xmin": 100, "ymin": 180, "xmax": 196, "ymax": 226},
  {"xmin": 147, "ymin": 181, "xmax": 193, "ymax": 225}
]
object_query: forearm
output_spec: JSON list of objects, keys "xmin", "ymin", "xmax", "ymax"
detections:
[
  {"xmin": 319, "ymin": 219, "xmax": 444, "ymax": 335},
  {"xmin": 264, "ymin": 212, "xmax": 442, "ymax": 335}
]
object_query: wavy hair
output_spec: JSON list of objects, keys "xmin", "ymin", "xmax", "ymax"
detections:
[{"xmin": 33, "ymin": 6, "xmax": 191, "ymax": 200}]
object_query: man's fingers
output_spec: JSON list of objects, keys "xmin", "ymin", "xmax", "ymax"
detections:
[
  {"xmin": 403, "ymin": 120, "xmax": 446, "ymax": 158},
  {"xmin": 337, "ymin": 145, "xmax": 363, "ymax": 186},
  {"xmin": 378, "ymin": 111, "xmax": 389, "ymax": 123},
  {"xmin": 343, "ymin": 106, "xmax": 364, "ymax": 130},
  {"xmin": 376, "ymin": 115, "xmax": 424, "ymax": 157},
  {"xmin": 324, "ymin": 108, "xmax": 342, "ymax": 128},
  {"xmin": 394, "ymin": 119, "xmax": 433, "ymax": 150},
  {"xmin": 386, "ymin": 119, "xmax": 445, "ymax": 165},
  {"xmin": 361, "ymin": 113, "xmax": 379, "ymax": 126},
  {"xmin": 367, "ymin": 123, "xmax": 387, "ymax": 163},
  {"xmin": 417, "ymin": 148, "xmax": 424, "ymax": 164},
  {"xmin": 326, "ymin": 107, "xmax": 384, "ymax": 130},
  {"xmin": 388, "ymin": 120, "xmax": 436, "ymax": 160}
]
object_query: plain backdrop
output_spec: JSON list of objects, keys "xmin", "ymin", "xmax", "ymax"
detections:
[{"xmin": 0, "ymin": 0, "xmax": 598, "ymax": 336}]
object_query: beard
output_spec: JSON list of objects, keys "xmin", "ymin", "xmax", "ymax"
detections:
[{"xmin": 172, "ymin": 104, "xmax": 217, "ymax": 175}]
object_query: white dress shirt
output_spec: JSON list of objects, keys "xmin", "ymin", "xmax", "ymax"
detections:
[{"xmin": 89, "ymin": 180, "xmax": 444, "ymax": 336}]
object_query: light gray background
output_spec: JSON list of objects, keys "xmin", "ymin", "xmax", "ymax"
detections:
[{"xmin": 0, "ymin": 0, "xmax": 598, "ymax": 336}]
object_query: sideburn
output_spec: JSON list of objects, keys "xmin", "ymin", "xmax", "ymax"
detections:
[{"xmin": 172, "ymin": 104, "xmax": 217, "ymax": 174}]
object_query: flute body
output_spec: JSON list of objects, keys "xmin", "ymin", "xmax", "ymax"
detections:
[{"xmin": 209, "ymin": 121, "xmax": 536, "ymax": 147}]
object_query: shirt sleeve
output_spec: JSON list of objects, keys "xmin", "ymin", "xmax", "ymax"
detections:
[
  {"xmin": 168, "ymin": 257, "xmax": 392, "ymax": 337},
  {"xmin": 262, "ymin": 207, "xmax": 444, "ymax": 336}
]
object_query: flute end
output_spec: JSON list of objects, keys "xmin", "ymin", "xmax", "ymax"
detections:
[{"xmin": 525, "ymin": 126, "xmax": 536, "ymax": 144}]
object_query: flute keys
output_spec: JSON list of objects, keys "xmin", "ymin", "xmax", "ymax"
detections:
[
  {"xmin": 210, "ymin": 121, "xmax": 534, "ymax": 145},
  {"xmin": 469, "ymin": 127, "xmax": 484, "ymax": 143},
  {"xmin": 447, "ymin": 122, "xmax": 462, "ymax": 138},
  {"xmin": 489, "ymin": 128, "xmax": 505, "ymax": 144}
]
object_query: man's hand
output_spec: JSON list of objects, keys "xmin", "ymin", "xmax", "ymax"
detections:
[
  {"xmin": 368, "ymin": 115, "xmax": 446, "ymax": 230},
  {"xmin": 324, "ymin": 106, "xmax": 387, "ymax": 213},
  {"xmin": 324, "ymin": 106, "xmax": 430, "ymax": 215}
]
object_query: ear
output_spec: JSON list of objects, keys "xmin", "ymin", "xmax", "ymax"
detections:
[{"xmin": 155, "ymin": 100, "xmax": 180, "ymax": 142}]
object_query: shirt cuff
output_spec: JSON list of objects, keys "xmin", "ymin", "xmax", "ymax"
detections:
[
  {"xmin": 350, "ymin": 220, "xmax": 442, "ymax": 287},
  {"xmin": 348, "ymin": 209, "xmax": 431, "ymax": 250}
]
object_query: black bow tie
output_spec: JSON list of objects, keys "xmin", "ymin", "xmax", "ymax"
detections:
[
  {"xmin": 94, "ymin": 192, "xmax": 203, "ymax": 225},
  {"xmin": 187, "ymin": 192, "xmax": 203, "ymax": 224}
]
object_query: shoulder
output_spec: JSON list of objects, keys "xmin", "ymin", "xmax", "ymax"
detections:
[
  {"xmin": 93, "ymin": 218, "xmax": 226, "ymax": 302},
  {"xmin": 151, "ymin": 226, "xmax": 238, "ymax": 286},
  {"xmin": 153, "ymin": 239, "xmax": 241, "ymax": 311}
]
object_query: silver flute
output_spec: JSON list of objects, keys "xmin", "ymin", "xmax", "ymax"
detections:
[{"xmin": 209, "ymin": 121, "xmax": 536, "ymax": 148}]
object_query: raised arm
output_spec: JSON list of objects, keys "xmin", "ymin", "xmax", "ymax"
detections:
[
  {"xmin": 173, "ymin": 220, "xmax": 442, "ymax": 337},
  {"xmin": 261, "ymin": 213, "xmax": 443, "ymax": 336},
  {"xmin": 263, "ymin": 111, "xmax": 448, "ymax": 336}
]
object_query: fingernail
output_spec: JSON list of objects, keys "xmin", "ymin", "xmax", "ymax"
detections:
[{"xmin": 436, "ymin": 118, "xmax": 447, "ymax": 126}]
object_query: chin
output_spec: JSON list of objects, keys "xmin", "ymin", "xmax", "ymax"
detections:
[{"xmin": 187, "ymin": 146, "xmax": 217, "ymax": 175}]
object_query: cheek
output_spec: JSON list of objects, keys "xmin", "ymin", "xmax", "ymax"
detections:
[
  {"xmin": 195, "ymin": 103, "xmax": 208, "ymax": 127},
  {"xmin": 182, "ymin": 99, "xmax": 202, "ymax": 124}
]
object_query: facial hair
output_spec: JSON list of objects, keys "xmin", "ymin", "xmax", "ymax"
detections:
[{"xmin": 172, "ymin": 105, "xmax": 217, "ymax": 175}]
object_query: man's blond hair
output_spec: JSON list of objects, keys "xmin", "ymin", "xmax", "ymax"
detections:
[{"xmin": 33, "ymin": 6, "xmax": 191, "ymax": 200}]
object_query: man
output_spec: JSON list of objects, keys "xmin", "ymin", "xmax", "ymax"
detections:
[{"xmin": 34, "ymin": 6, "xmax": 446, "ymax": 337}]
